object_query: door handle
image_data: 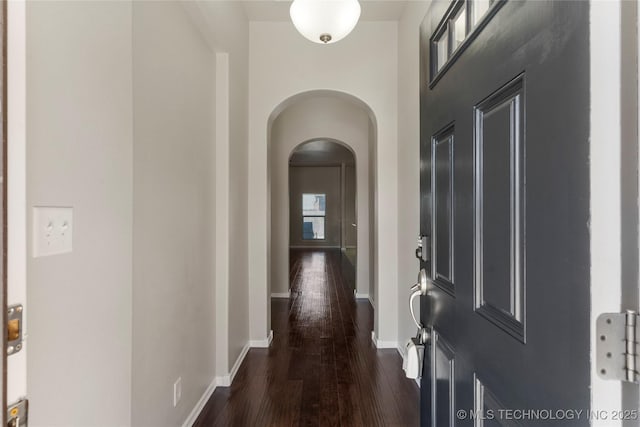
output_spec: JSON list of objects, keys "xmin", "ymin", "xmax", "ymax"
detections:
[
  {"xmin": 410, "ymin": 269, "xmax": 428, "ymax": 329},
  {"xmin": 404, "ymin": 269, "xmax": 430, "ymax": 379},
  {"xmin": 409, "ymin": 269, "xmax": 431, "ymax": 344}
]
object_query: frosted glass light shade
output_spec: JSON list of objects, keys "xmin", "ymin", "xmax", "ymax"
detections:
[{"xmin": 290, "ymin": 0, "xmax": 361, "ymax": 44}]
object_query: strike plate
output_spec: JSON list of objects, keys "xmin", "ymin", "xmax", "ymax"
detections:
[
  {"xmin": 596, "ymin": 312, "xmax": 639, "ymax": 383},
  {"xmin": 7, "ymin": 398, "xmax": 28, "ymax": 427},
  {"xmin": 7, "ymin": 305, "xmax": 23, "ymax": 356}
]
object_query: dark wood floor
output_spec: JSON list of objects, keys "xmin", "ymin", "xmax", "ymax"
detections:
[{"xmin": 193, "ymin": 249, "xmax": 420, "ymax": 426}]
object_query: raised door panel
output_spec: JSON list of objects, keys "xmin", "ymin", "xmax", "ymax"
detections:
[{"xmin": 474, "ymin": 76, "xmax": 525, "ymax": 342}]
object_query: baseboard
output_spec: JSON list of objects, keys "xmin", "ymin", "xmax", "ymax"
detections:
[
  {"xmin": 289, "ymin": 245, "xmax": 340, "ymax": 249},
  {"xmin": 181, "ymin": 378, "xmax": 218, "ymax": 427},
  {"xmin": 376, "ymin": 339, "xmax": 399, "ymax": 348},
  {"xmin": 249, "ymin": 329, "xmax": 273, "ymax": 348},
  {"xmin": 370, "ymin": 330, "xmax": 398, "ymax": 349},
  {"xmin": 353, "ymin": 289, "xmax": 375, "ymax": 308},
  {"xmin": 183, "ymin": 335, "xmax": 268, "ymax": 426},
  {"xmin": 216, "ymin": 342, "xmax": 250, "ymax": 387},
  {"xmin": 271, "ymin": 292, "xmax": 290, "ymax": 298},
  {"xmin": 355, "ymin": 293, "xmax": 373, "ymax": 308},
  {"xmin": 229, "ymin": 343, "xmax": 250, "ymax": 383}
]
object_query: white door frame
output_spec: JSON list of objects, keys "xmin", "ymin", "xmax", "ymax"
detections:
[
  {"xmin": 7, "ymin": 0, "xmax": 27, "ymax": 409},
  {"xmin": 590, "ymin": 1, "xmax": 633, "ymax": 425}
]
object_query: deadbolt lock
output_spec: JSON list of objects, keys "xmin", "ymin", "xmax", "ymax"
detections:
[
  {"xmin": 7, "ymin": 399, "xmax": 27, "ymax": 427},
  {"xmin": 416, "ymin": 235, "xmax": 430, "ymax": 263},
  {"xmin": 7, "ymin": 305, "xmax": 23, "ymax": 356}
]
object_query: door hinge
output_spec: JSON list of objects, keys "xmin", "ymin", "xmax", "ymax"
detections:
[
  {"xmin": 7, "ymin": 398, "xmax": 28, "ymax": 427},
  {"xmin": 597, "ymin": 311, "xmax": 639, "ymax": 383}
]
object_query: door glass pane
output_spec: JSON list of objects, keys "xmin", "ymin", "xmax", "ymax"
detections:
[
  {"xmin": 473, "ymin": 0, "xmax": 491, "ymax": 26},
  {"xmin": 303, "ymin": 217, "xmax": 325, "ymax": 240},
  {"xmin": 437, "ymin": 31, "xmax": 449, "ymax": 71},
  {"xmin": 452, "ymin": 6, "xmax": 466, "ymax": 51},
  {"xmin": 302, "ymin": 193, "xmax": 325, "ymax": 216}
]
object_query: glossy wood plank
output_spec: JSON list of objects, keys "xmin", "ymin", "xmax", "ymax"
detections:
[{"xmin": 193, "ymin": 249, "xmax": 419, "ymax": 426}]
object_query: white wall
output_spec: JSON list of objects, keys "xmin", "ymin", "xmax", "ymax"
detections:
[
  {"xmin": 396, "ymin": 1, "xmax": 432, "ymax": 350},
  {"xmin": 191, "ymin": 1, "xmax": 251, "ymax": 376},
  {"xmin": 26, "ymin": 2, "xmax": 251, "ymax": 425},
  {"xmin": 131, "ymin": 2, "xmax": 216, "ymax": 426},
  {"xmin": 249, "ymin": 20, "xmax": 399, "ymax": 345},
  {"xmin": 270, "ymin": 96, "xmax": 372, "ymax": 296},
  {"xmin": 344, "ymin": 164, "xmax": 357, "ymax": 247},
  {"xmin": 221, "ymin": 9, "xmax": 250, "ymax": 375},
  {"xmin": 26, "ymin": 2, "xmax": 133, "ymax": 425},
  {"xmin": 183, "ymin": 0, "xmax": 251, "ymax": 378}
]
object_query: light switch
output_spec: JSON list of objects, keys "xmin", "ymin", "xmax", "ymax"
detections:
[{"xmin": 32, "ymin": 206, "xmax": 73, "ymax": 257}]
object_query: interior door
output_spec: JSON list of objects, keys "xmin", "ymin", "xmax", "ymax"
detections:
[{"xmin": 419, "ymin": 1, "xmax": 591, "ymax": 425}]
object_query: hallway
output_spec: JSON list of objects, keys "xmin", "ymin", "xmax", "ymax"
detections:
[{"xmin": 194, "ymin": 249, "xmax": 419, "ymax": 426}]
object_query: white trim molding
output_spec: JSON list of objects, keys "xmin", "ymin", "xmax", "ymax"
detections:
[
  {"xmin": 183, "ymin": 336, "xmax": 262, "ymax": 426},
  {"xmin": 7, "ymin": 0, "xmax": 28, "ymax": 402},
  {"xmin": 355, "ymin": 292, "xmax": 369, "ymax": 299},
  {"xmin": 289, "ymin": 245, "xmax": 341, "ymax": 249},
  {"xmin": 590, "ymin": 1, "xmax": 623, "ymax": 425},
  {"xmin": 271, "ymin": 292, "xmax": 290, "ymax": 298},
  {"xmin": 249, "ymin": 329, "xmax": 273, "ymax": 348},
  {"xmin": 371, "ymin": 330, "xmax": 398, "ymax": 349},
  {"xmin": 355, "ymin": 293, "xmax": 374, "ymax": 307},
  {"xmin": 217, "ymin": 343, "xmax": 250, "ymax": 387},
  {"xmin": 181, "ymin": 379, "xmax": 218, "ymax": 427}
]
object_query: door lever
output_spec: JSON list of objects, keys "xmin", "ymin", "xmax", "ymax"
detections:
[
  {"xmin": 409, "ymin": 269, "xmax": 431, "ymax": 345},
  {"xmin": 410, "ymin": 269, "xmax": 428, "ymax": 330}
]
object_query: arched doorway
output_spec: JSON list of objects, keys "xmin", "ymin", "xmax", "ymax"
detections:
[
  {"xmin": 266, "ymin": 91, "xmax": 377, "ymax": 339},
  {"xmin": 288, "ymin": 139, "xmax": 357, "ymax": 292}
]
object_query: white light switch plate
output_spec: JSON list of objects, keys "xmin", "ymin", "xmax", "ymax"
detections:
[{"xmin": 32, "ymin": 207, "xmax": 73, "ymax": 257}]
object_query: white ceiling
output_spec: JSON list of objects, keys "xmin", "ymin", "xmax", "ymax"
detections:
[{"xmin": 241, "ymin": 0, "xmax": 408, "ymax": 22}]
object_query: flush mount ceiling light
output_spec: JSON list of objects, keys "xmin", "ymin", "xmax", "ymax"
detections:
[{"xmin": 289, "ymin": 0, "xmax": 361, "ymax": 44}]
